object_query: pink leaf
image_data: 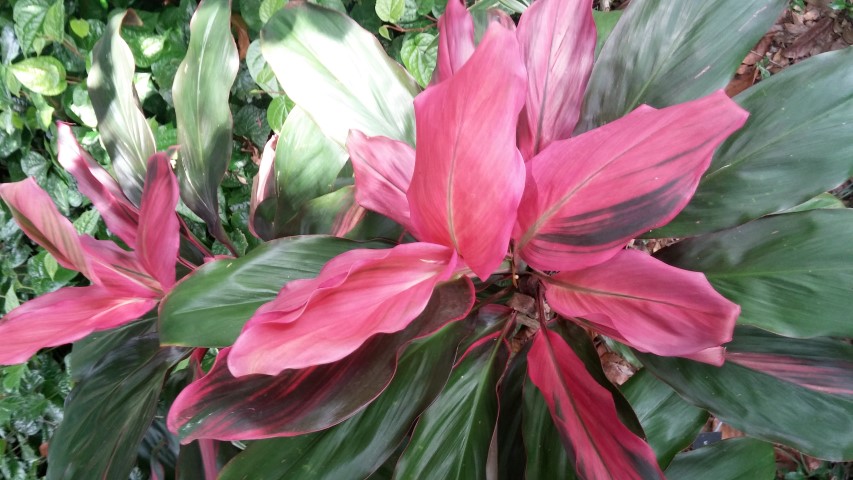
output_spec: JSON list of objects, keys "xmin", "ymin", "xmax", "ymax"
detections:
[
  {"xmin": 228, "ymin": 243, "xmax": 459, "ymax": 376},
  {"xmin": 528, "ymin": 328, "xmax": 664, "ymax": 480},
  {"xmin": 249, "ymin": 135, "xmax": 278, "ymax": 240},
  {"xmin": 56, "ymin": 123, "xmax": 140, "ymax": 248},
  {"xmin": 137, "ymin": 153, "xmax": 180, "ymax": 291},
  {"xmin": 80, "ymin": 237, "xmax": 161, "ymax": 296},
  {"xmin": 347, "ymin": 130, "xmax": 415, "ymax": 230},
  {"xmin": 515, "ymin": 92, "xmax": 749, "ymax": 271},
  {"xmin": 434, "ymin": 0, "xmax": 475, "ymax": 83},
  {"xmin": 407, "ymin": 25, "xmax": 527, "ymax": 279},
  {"xmin": 0, "ymin": 286, "xmax": 157, "ymax": 365},
  {"xmin": 516, "ymin": 0, "xmax": 595, "ymax": 159},
  {"xmin": 0, "ymin": 178, "xmax": 96, "ymax": 282},
  {"xmin": 543, "ymin": 249, "xmax": 739, "ymax": 364}
]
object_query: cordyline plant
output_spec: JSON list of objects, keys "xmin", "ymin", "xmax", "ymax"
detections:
[{"xmin": 1, "ymin": 0, "xmax": 852, "ymax": 478}]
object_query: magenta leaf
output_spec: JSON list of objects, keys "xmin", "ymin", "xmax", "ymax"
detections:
[
  {"xmin": 228, "ymin": 242, "xmax": 460, "ymax": 376},
  {"xmin": 137, "ymin": 153, "xmax": 180, "ymax": 291},
  {"xmin": 434, "ymin": 0, "xmax": 475, "ymax": 83},
  {"xmin": 516, "ymin": 0, "xmax": 596, "ymax": 159},
  {"xmin": 0, "ymin": 286, "xmax": 157, "ymax": 365},
  {"xmin": 407, "ymin": 25, "xmax": 526, "ymax": 279},
  {"xmin": 543, "ymin": 249, "xmax": 738, "ymax": 363},
  {"xmin": 0, "ymin": 178, "xmax": 96, "ymax": 282},
  {"xmin": 168, "ymin": 279, "xmax": 475, "ymax": 442},
  {"xmin": 528, "ymin": 327, "xmax": 665, "ymax": 480},
  {"xmin": 56, "ymin": 123, "xmax": 140, "ymax": 248},
  {"xmin": 347, "ymin": 130, "xmax": 415, "ymax": 230},
  {"xmin": 515, "ymin": 91, "xmax": 748, "ymax": 271}
]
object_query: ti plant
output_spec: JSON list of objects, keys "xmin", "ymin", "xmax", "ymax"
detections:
[{"xmin": 1, "ymin": 0, "xmax": 852, "ymax": 478}]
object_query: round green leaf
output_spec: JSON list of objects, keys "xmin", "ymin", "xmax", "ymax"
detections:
[
  {"xmin": 9, "ymin": 56, "xmax": 66, "ymax": 95},
  {"xmin": 656, "ymin": 209, "xmax": 853, "ymax": 338},
  {"xmin": 401, "ymin": 32, "xmax": 437, "ymax": 88},
  {"xmin": 376, "ymin": 0, "xmax": 406, "ymax": 23}
]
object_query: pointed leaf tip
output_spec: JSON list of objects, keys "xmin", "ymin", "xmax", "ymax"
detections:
[
  {"xmin": 434, "ymin": 0, "xmax": 475, "ymax": 83},
  {"xmin": 528, "ymin": 328, "xmax": 664, "ymax": 480},
  {"xmin": 408, "ymin": 25, "xmax": 527, "ymax": 279},
  {"xmin": 138, "ymin": 153, "xmax": 180, "ymax": 292},
  {"xmin": 228, "ymin": 243, "xmax": 461, "ymax": 376},
  {"xmin": 544, "ymin": 249, "xmax": 738, "ymax": 362}
]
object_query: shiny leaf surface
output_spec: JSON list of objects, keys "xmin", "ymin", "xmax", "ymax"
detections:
[
  {"xmin": 577, "ymin": 0, "xmax": 785, "ymax": 131},
  {"xmin": 653, "ymin": 48, "xmax": 853, "ymax": 237},
  {"xmin": 159, "ymin": 236, "xmax": 389, "ymax": 347},
  {"xmin": 656, "ymin": 209, "xmax": 853, "ymax": 338},
  {"xmin": 665, "ymin": 438, "xmax": 776, "ymax": 480}
]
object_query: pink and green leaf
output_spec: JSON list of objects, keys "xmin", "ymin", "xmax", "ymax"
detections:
[
  {"xmin": 137, "ymin": 153, "xmax": 180, "ymax": 291},
  {"xmin": 0, "ymin": 286, "xmax": 157, "ymax": 365},
  {"xmin": 56, "ymin": 123, "xmax": 140, "ymax": 248},
  {"xmin": 528, "ymin": 327, "xmax": 665, "ymax": 479},
  {"xmin": 228, "ymin": 242, "xmax": 460, "ymax": 375},
  {"xmin": 516, "ymin": 0, "xmax": 596, "ymax": 159},
  {"xmin": 0, "ymin": 178, "xmax": 95, "ymax": 281},
  {"xmin": 515, "ymin": 91, "xmax": 748, "ymax": 272},
  {"xmin": 543, "ymin": 249, "xmax": 739, "ymax": 363},
  {"xmin": 347, "ymin": 130, "xmax": 415, "ymax": 230},
  {"xmin": 168, "ymin": 279, "xmax": 474, "ymax": 442},
  {"xmin": 407, "ymin": 25, "xmax": 526, "ymax": 279},
  {"xmin": 434, "ymin": 0, "xmax": 475, "ymax": 83}
]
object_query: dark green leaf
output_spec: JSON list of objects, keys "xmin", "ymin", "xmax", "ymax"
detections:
[
  {"xmin": 497, "ymin": 348, "xmax": 527, "ymax": 480},
  {"xmin": 159, "ymin": 236, "xmax": 389, "ymax": 347},
  {"xmin": 173, "ymin": 0, "xmax": 239, "ymax": 247},
  {"xmin": 652, "ymin": 49, "xmax": 853, "ymax": 237},
  {"xmin": 395, "ymin": 334, "xmax": 509, "ymax": 479},
  {"xmin": 67, "ymin": 318, "xmax": 155, "ymax": 382},
  {"xmin": 656, "ymin": 210, "xmax": 853, "ymax": 337},
  {"xmin": 233, "ymin": 104, "xmax": 270, "ymax": 148},
  {"xmin": 621, "ymin": 369, "xmax": 708, "ymax": 468},
  {"xmin": 9, "ymin": 56, "xmax": 66, "ymax": 96},
  {"xmin": 523, "ymin": 379, "xmax": 577, "ymax": 480},
  {"xmin": 779, "ymin": 193, "xmax": 845, "ymax": 214},
  {"xmin": 665, "ymin": 438, "xmax": 776, "ymax": 480},
  {"xmin": 46, "ymin": 335, "xmax": 185, "ymax": 480},
  {"xmin": 639, "ymin": 331, "xmax": 853, "ymax": 461},
  {"xmin": 261, "ymin": 2, "xmax": 419, "ymax": 147},
  {"xmin": 591, "ymin": 10, "xmax": 621, "ymax": 58},
  {"xmin": 89, "ymin": 10, "xmax": 156, "ymax": 205},
  {"xmin": 400, "ymin": 32, "xmax": 437, "ymax": 88},
  {"xmin": 578, "ymin": 0, "xmax": 786, "ymax": 131},
  {"xmin": 218, "ymin": 320, "xmax": 470, "ymax": 480}
]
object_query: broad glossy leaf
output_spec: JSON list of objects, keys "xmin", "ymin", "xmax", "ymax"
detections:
[
  {"xmin": 780, "ymin": 193, "xmax": 845, "ymax": 214},
  {"xmin": 543, "ymin": 249, "xmax": 738, "ymax": 363},
  {"xmin": 159, "ymin": 236, "xmax": 388, "ymax": 347},
  {"xmin": 173, "ymin": 0, "xmax": 238, "ymax": 245},
  {"xmin": 347, "ymin": 130, "xmax": 415, "ymax": 230},
  {"xmin": 229, "ymin": 243, "xmax": 459, "ymax": 375},
  {"xmin": 0, "ymin": 286, "xmax": 157, "ymax": 365},
  {"xmin": 89, "ymin": 10, "xmax": 156, "ymax": 205},
  {"xmin": 250, "ymin": 107, "xmax": 347, "ymax": 241},
  {"xmin": 726, "ymin": 327, "xmax": 853, "ymax": 396},
  {"xmin": 217, "ymin": 320, "xmax": 469, "ymax": 480},
  {"xmin": 639, "ymin": 331, "xmax": 853, "ymax": 461},
  {"xmin": 407, "ymin": 25, "xmax": 526, "ymax": 279},
  {"xmin": 434, "ymin": 0, "xmax": 475, "ymax": 83},
  {"xmin": 665, "ymin": 438, "xmax": 776, "ymax": 480},
  {"xmin": 652, "ymin": 49, "xmax": 853, "ymax": 237},
  {"xmin": 47, "ymin": 334, "xmax": 184, "ymax": 480},
  {"xmin": 621, "ymin": 369, "xmax": 708, "ymax": 468},
  {"xmin": 577, "ymin": 0, "xmax": 785, "ymax": 131},
  {"xmin": 9, "ymin": 56, "xmax": 66, "ymax": 95},
  {"xmin": 515, "ymin": 92, "xmax": 748, "ymax": 272},
  {"xmin": 527, "ymin": 327, "xmax": 663, "ymax": 480},
  {"xmin": 656, "ymin": 210, "xmax": 853, "ymax": 338},
  {"xmin": 168, "ymin": 279, "xmax": 474, "ymax": 442},
  {"xmin": 497, "ymin": 346, "xmax": 526, "ymax": 480},
  {"xmin": 523, "ymin": 380, "xmax": 577, "ymax": 479},
  {"xmin": 516, "ymin": 0, "xmax": 595, "ymax": 159},
  {"xmin": 67, "ymin": 317, "xmax": 155, "ymax": 382},
  {"xmin": 56, "ymin": 124, "xmax": 140, "ymax": 249},
  {"xmin": 395, "ymin": 333, "xmax": 509, "ymax": 479},
  {"xmin": 261, "ymin": 2, "xmax": 419, "ymax": 146}
]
